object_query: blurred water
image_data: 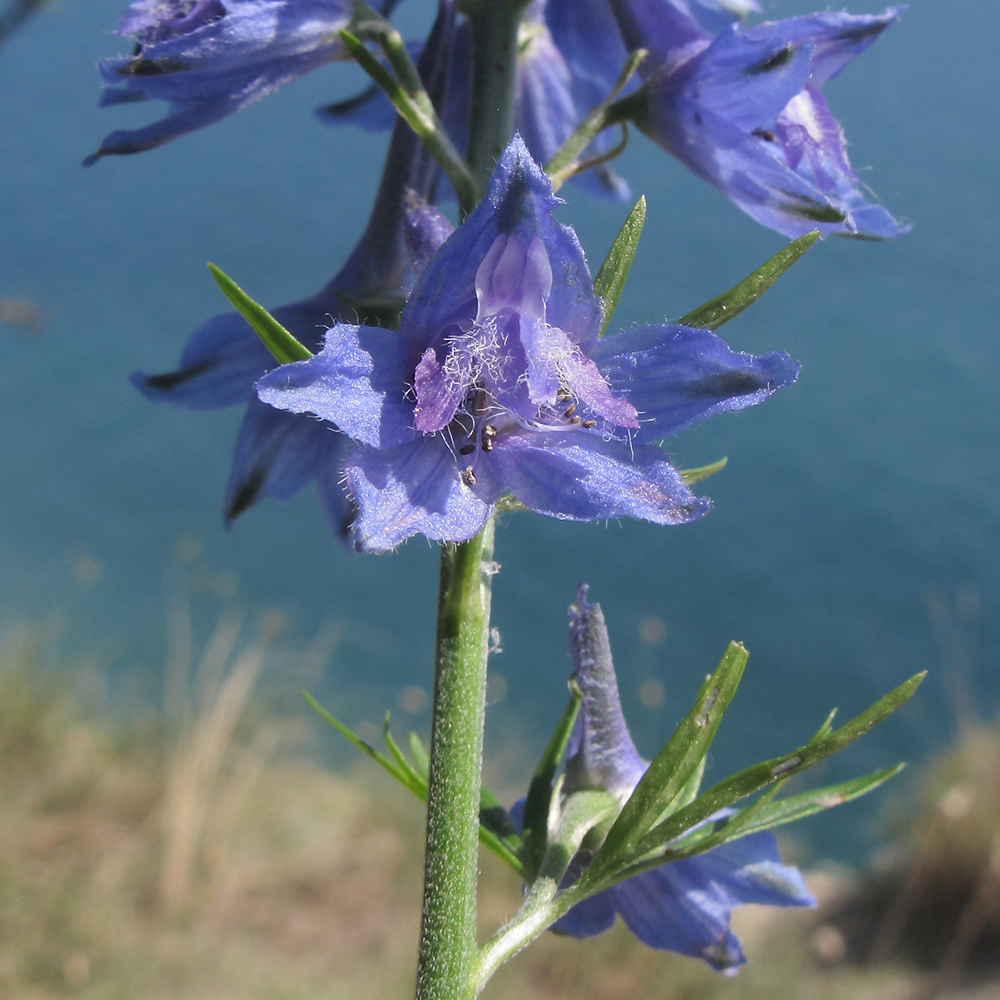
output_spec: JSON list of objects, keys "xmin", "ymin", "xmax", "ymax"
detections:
[{"xmin": 1, "ymin": 0, "xmax": 997, "ymax": 860}]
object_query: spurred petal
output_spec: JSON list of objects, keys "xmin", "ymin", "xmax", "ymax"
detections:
[
  {"xmin": 345, "ymin": 436, "xmax": 502, "ymax": 551},
  {"xmin": 590, "ymin": 323, "xmax": 799, "ymax": 439},
  {"xmin": 564, "ymin": 586, "xmax": 647, "ymax": 798},
  {"xmin": 487, "ymin": 430, "xmax": 710, "ymax": 525},
  {"xmin": 256, "ymin": 324, "xmax": 420, "ymax": 450}
]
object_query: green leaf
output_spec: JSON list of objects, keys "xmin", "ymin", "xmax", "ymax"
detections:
[
  {"xmin": 679, "ymin": 456, "xmax": 728, "ymax": 487},
  {"xmin": 583, "ymin": 642, "xmax": 748, "ymax": 887},
  {"xmin": 408, "ymin": 731, "xmax": 430, "ymax": 781},
  {"xmin": 306, "ymin": 694, "xmax": 526, "ymax": 877},
  {"xmin": 593, "ymin": 196, "xmax": 646, "ymax": 337},
  {"xmin": 521, "ymin": 686, "xmax": 582, "ymax": 879},
  {"xmin": 208, "ymin": 263, "xmax": 312, "ymax": 364},
  {"xmin": 678, "ymin": 230, "xmax": 821, "ymax": 331},
  {"xmin": 383, "ymin": 713, "xmax": 428, "ymax": 791},
  {"xmin": 632, "ymin": 672, "xmax": 925, "ymax": 864},
  {"xmin": 304, "ymin": 692, "xmax": 422, "ymax": 795}
]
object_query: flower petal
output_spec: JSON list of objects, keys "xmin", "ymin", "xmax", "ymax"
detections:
[
  {"xmin": 345, "ymin": 436, "xmax": 502, "ymax": 552},
  {"xmin": 489, "ymin": 430, "xmax": 709, "ymax": 525},
  {"xmin": 590, "ymin": 323, "xmax": 799, "ymax": 439},
  {"xmin": 256, "ymin": 323, "xmax": 419, "ymax": 449},
  {"xmin": 224, "ymin": 399, "xmax": 354, "ymax": 545}
]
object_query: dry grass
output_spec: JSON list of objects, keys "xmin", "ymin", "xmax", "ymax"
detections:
[{"xmin": 0, "ymin": 626, "xmax": 998, "ymax": 1000}]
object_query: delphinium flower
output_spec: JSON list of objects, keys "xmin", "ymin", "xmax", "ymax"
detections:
[
  {"xmin": 546, "ymin": 584, "xmax": 815, "ymax": 971},
  {"xmin": 84, "ymin": 0, "xmax": 356, "ymax": 163},
  {"xmin": 130, "ymin": 1, "xmax": 457, "ymax": 540},
  {"xmin": 256, "ymin": 137, "xmax": 799, "ymax": 551},
  {"xmin": 599, "ymin": 0, "xmax": 907, "ymax": 237}
]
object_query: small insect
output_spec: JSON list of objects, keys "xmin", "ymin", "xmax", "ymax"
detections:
[
  {"xmin": 581, "ymin": 419, "xmax": 596, "ymax": 428},
  {"xmin": 563, "ymin": 403, "xmax": 576, "ymax": 419},
  {"xmin": 458, "ymin": 443, "xmax": 476, "ymax": 456},
  {"xmin": 481, "ymin": 425, "xmax": 497, "ymax": 453},
  {"xmin": 569, "ymin": 415, "xmax": 581, "ymax": 425},
  {"xmin": 461, "ymin": 466, "xmax": 477, "ymax": 486},
  {"xmin": 753, "ymin": 127, "xmax": 777, "ymax": 142}
]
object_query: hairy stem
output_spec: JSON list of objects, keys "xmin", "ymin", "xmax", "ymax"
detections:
[{"xmin": 415, "ymin": 519, "xmax": 497, "ymax": 1000}]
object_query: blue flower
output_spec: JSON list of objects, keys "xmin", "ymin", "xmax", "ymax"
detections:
[
  {"xmin": 548, "ymin": 584, "xmax": 815, "ymax": 971},
  {"xmin": 85, "ymin": 0, "xmax": 353, "ymax": 163},
  {"xmin": 609, "ymin": 1, "xmax": 908, "ymax": 237},
  {"xmin": 131, "ymin": 2, "xmax": 457, "ymax": 538},
  {"xmin": 256, "ymin": 137, "xmax": 799, "ymax": 551}
]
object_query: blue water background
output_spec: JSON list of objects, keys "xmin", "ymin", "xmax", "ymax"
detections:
[{"xmin": 1, "ymin": 0, "xmax": 997, "ymax": 861}]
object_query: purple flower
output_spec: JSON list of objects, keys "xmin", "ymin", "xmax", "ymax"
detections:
[
  {"xmin": 608, "ymin": 0, "xmax": 908, "ymax": 237},
  {"xmin": 256, "ymin": 137, "xmax": 799, "ymax": 551},
  {"xmin": 131, "ymin": 2, "xmax": 457, "ymax": 538},
  {"xmin": 550, "ymin": 585, "xmax": 815, "ymax": 971},
  {"xmin": 85, "ymin": 0, "xmax": 353, "ymax": 163}
]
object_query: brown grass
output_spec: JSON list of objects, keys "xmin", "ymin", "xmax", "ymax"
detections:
[{"xmin": 0, "ymin": 627, "xmax": 997, "ymax": 1000}]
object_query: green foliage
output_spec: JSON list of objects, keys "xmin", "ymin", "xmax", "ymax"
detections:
[
  {"xmin": 593, "ymin": 197, "xmax": 646, "ymax": 337},
  {"xmin": 679, "ymin": 231, "xmax": 820, "ymax": 331},
  {"xmin": 208, "ymin": 263, "xmax": 312, "ymax": 364}
]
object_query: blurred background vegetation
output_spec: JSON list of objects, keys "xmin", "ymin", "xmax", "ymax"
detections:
[{"xmin": 1, "ymin": 604, "xmax": 997, "ymax": 1000}]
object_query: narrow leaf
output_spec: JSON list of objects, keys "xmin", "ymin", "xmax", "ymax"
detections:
[
  {"xmin": 522, "ymin": 687, "xmax": 582, "ymax": 878},
  {"xmin": 304, "ymin": 692, "xmax": 421, "ymax": 794},
  {"xmin": 306, "ymin": 695, "xmax": 525, "ymax": 876},
  {"xmin": 408, "ymin": 731, "xmax": 430, "ymax": 781},
  {"xmin": 678, "ymin": 231, "xmax": 821, "ymax": 331},
  {"xmin": 679, "ymin": 456, "xmax": 728, "ymax": 487},
  {"xmin": 208, "ymin": 263, "xmax": 312, "ymax": 364},
  {"xmin": 634, "ymin": 672, "xmax": 925, "ymax": 861},
  {"xmin": 383, "ymin": 712, "xmax": 427, "ymax": 791},
  {"xmin": 594, "ymin": 196, "xmax": 646, "ymax": 337},
  {"xmin": 584, "ymin": 642, "xmax": 748, "ymax": 886}
]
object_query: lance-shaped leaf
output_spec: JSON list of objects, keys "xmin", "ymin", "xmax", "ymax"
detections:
[
  {"xmin": 678, "ymin": 231, "xmax": 820, "ymax": 331},
  {"xmin": 582, "ymin": 641, "xmax": 748, "ymax": 887},
  {"xmin": 209, "ymin": 263, "xmax": 313, "ymax": 365},
  {"xmin": 594, "ymin": 196, "xmax": 646, "ymax": 337},
  {"xmin": 521, "ymin": 685, "xmax": 583, "ymax": 879},
  {"xmin": 627, "ymin": 672, "xmax": 925, "ymax": 868}
]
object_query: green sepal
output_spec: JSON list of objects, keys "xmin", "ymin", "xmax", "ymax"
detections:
[
  {"xmin": 582, "ymin": 642, "xmax": 748, "ymax": 887},
  {"xmin": 678, "ymin": 230, "xmax": 821, "ymax": 332},
  {"xmin": 629, "ymin": 672, "xmax": 925, "ymax": 867},
  {"xmin": 208, "ymin": 263, "xmax": 312, "ymax": 364},
  {"xmin": 521, "ymin": 684, "xmax": 583, "ymax": 880},
  {"xmin": 679, "ymin": 456, "xmax": 728, "ymax": 487},
  {"xmin": 593, "ymin": 196, "xmax": 646, "ymax": 337},
  {"xmin": 305, "ymin": 693, "xmax": 526, "ymax": 877}
]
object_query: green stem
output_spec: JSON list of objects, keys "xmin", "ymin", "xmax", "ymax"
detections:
[
  {"xmin": 415, "ymin": 518, "xmax": 497, "ymax": 1000},
  {"xmin": 463, "ymin": 0, "xmax": 524, "ymax": 200}
]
